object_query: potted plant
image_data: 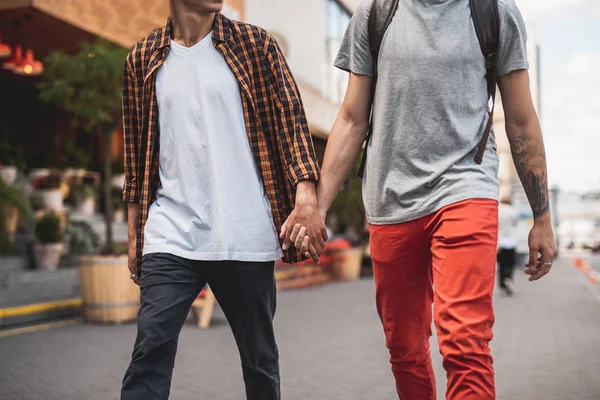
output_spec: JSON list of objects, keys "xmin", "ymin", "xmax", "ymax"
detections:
[
  {"xmin": 35, "ymin": 212, "xmax": 64, "ymax": 270},
  {"xmin": 39, "ymin": 41, "xmax": 138, "ymax": 323},
  {"xmin": 34, "ymin": 174, "xmax": 64, "ymax": 211},
  {"xmin": 0, "ymin": 143, "xmax": 26, "ymax": 185},
  {"xmin": 71, "ymin": 184, "xmax": 97, "ymax": 215},
  {"xmin": 39, "ymin": 39, "xmax": 128, "ymax": 253}
]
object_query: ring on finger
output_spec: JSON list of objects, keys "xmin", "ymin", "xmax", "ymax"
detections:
[{"xmin": 544, "ymin": 262, "xmax": 552, "ymax": 268}]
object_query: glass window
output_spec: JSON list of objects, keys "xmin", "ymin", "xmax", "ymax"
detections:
[{"xmin": 324, "ymin": 0, "xmax": 351, "ymax": 105}]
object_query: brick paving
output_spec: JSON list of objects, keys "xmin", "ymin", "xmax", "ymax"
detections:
[{"xmin": 1, "ymin": 253, "xmax": 599, "ymax": 400}]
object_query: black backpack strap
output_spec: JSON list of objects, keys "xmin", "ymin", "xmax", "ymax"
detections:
[
  {"xmin": 358, "ymin": 0, "xmax": 399, "ymax": 179},
  {"xmin": 470, "ymin": 0, "xmax": 500, "ymax": 164}
]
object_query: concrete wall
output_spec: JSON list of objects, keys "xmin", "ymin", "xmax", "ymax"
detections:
[
  {"xmin": 245, "ymin": 0, "xmax": 350, "ymax": 137},
  {"xmin": 245, "ymin": 0, "xmax": 328, "ymax": 95}
]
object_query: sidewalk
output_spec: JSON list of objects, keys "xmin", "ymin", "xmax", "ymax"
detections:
[{"xmin": 1, "ymin": 254, "xmax": 599, "ymax": 400}]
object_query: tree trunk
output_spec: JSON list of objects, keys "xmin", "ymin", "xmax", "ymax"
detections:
[{"xmin": 103, "ymin": 129, "xmax": 114, "ymax": 253}]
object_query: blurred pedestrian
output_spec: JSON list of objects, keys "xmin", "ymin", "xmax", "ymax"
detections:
[
  {"xmin": 293, "ymin": 0, "xmax": 557, "ymax": 399},
  {"xmin": 119, "ymin": 1, "xmax": 324, "ymax": 399},
  {"xmin": 498, "ymin": 196, "xmax": 519, "ymax": 296}
]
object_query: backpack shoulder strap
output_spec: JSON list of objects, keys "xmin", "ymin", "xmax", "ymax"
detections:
[
  {"xmin": 358, "ymin": 0, "xmax": 399, "ymax": 178},
  {"xmin": 470, "ymin": 0, "xmax": 500, "ymax": 164},
  {"xmin": 368, "ymin": 0, "xmax": 400, "ymax": 71}
]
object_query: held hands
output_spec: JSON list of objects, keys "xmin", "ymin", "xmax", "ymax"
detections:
[
  {"xmin": 280, "ymin": 202, "xmax": 328, "ymax": 263},
  {"xmin": 524, "ymin": 215, "xmax": 556, "ymax": 281}
]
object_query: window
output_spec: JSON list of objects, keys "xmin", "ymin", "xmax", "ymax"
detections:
[{"xmin": 324, "ymin": 0, "xmax": 351, "ymax": 104}]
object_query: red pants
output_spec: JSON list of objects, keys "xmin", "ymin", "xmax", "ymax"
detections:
[{"xmin": 370, "ymin": 199, "xmax": 498, "ymax": 400}]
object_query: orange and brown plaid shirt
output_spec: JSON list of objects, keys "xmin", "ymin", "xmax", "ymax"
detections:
[{"xmin": 122, "ymin": 13, "xmax": 320, "ymax": 275}]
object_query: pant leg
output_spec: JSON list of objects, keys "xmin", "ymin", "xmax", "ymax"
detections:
[
  {"xmin": 121, "ymin": 253, "xmax": 205, "ymax": 400},
  {"xmin": 369, "ymin": 221, "xmax": 436, "ymax": 400},
  {"xmin": 497, "ymin": 250, "xmax": 508, "ymax": 289},
  {"xmin": 207, "ymin": 261, "xmax": 280, "ymax": 400},
  {"xmin": 506, "ymin": 248, "xmax": 516, "ymax": 281},
  {"xmin": 427, "ymin": 199, "xmax": 498, "ymax": 400}
]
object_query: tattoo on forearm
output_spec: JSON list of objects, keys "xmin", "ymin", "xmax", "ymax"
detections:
[{"xmin": 510, "ymin": 133, "xmax": 549, "ymax": 218}]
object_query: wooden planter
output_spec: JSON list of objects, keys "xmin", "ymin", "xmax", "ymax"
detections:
[
  {"xmin": 331, "ymin": 248, "xmax": 364, "ymax": 281},
  {"xmin": 78, "ymin": 255, "xmax": 140, "ymax": 324}
]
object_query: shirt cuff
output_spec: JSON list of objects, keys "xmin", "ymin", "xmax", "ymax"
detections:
[{"xmin": 287, "ymin": 161, "xmax": 319, "ymax": 187}]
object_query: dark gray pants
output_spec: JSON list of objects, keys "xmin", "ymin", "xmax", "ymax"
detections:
[{"xmin": 121, "ymin": 253, "xmax": 280, "ymax": 400}]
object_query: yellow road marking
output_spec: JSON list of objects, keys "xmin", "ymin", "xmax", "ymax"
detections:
[{"xmin": 0, "ymin": 298, "xmax": 82, "ymax": 319}]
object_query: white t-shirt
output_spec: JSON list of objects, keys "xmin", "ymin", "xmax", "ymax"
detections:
[
  {"xmin": 143, "ymin": 33, "xmax": 283, "ymax": 262},
  {"xmin": 498, "ymin": 203, "xmax": 519, "ymax": 250}
]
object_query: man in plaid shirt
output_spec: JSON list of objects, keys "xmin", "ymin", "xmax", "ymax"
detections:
[{"xmin": 120, "ymin": 1, "xmax": 326, "ymax": 399}]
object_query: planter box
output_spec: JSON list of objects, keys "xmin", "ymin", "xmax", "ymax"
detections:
[
  {"xmin": 39, "ymin": 189, "xmax": 64, "ymax": 211},
  {"xmin": 0, "ymin": 166, "xmax": 18, "ymax": 185},
  {"xmin": 78, "ymin": 255, "xmax": 139, "ymax": 324},
  {"xmin": 331, "ymin": 248, "xmax": 363, "ymax": 281},
  {"xmin": 36, "ymin": 243, "xmax": 63, "ymax": 271}
]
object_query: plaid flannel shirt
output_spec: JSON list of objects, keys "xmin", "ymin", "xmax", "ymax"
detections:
[{"xmin": 122, "ymin": 13, "xmax": 320, "ymax": 275}]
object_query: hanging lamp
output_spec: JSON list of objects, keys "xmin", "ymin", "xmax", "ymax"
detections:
[
  {"xmin": 2, "ymin": 44, "xmax": 22, "ymax": 70},
  {"xmin": 0, "ymin": 34, "xmax": 11, "ymax": 59},
  {"xmin": 14, "ymin": 49, "xmax": 43, "ymax": 76}
]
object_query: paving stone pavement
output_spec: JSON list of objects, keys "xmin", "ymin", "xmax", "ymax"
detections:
[{"xmin": 1, "ymin": 253, "xmax": 599, "ymax": 400}]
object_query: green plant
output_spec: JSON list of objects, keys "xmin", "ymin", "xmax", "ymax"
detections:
[
  {"xmin": 39, "ymin": 40, "xmax": 128, "ymax": 253},
  {"xmin": 71, "ymin": 184, "xmax": 96, "ymax": 204},
  {"xmin": 35, "ymin": 213, "xmax": 64, "ymax": 244},
  {"xmin": 326, "ymin": 152, "xmax": 365, "ymax": 234},
  {"xmin": 58, "ymin": 141, "xmax": 92, "ymax": 170},
  {"xmin": 66, "ymin": 220, "xmax": 100, "ymax": 255},
  {"xmin": 0, "ymin": 179, "xmax": 34, "ymax": 253},
  {"xmin": 112, "ymin": 158, "xmax": 125, "ymax": 175},
  {"xmin": 112, "ymin": 195, "xmax": 125, "ymax": 211}
]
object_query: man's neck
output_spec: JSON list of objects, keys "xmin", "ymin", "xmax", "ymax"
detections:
[{"xmin": 170, "ymin": 2, "xmax": 216, "ymax": 47}]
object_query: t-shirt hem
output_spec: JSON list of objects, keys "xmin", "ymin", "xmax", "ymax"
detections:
[
  {"xmin": 366, "ymin": 191, "xmax": 499, "ymax": 226},
  {"xmin": 333, "ymin": 60, "xmax": 373, "ymax": 77},
  {"xmin": 497, "ymin": 62, "xmax": 529, "ymax": 78},
  {"xmin": 142, "ymin": 245, "xmax": 283, "ymax": 262}
]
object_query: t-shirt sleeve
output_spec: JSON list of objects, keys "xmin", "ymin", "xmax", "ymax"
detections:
[
  {"xmin": 334, "ymin": 0, "xmax": 374, "ymax": 77},
  {"xmin": 497, "ymin": 0, "xmax": 529, "ymax": 77}
]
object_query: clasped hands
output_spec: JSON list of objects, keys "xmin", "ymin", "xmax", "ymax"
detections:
[{"xmin": 279, "ymin": 182, "xmax": 328, "ymax": 263}]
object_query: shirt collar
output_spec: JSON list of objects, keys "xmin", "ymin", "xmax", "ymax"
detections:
[{"xmin": 153, "ymin": 12, "xmax": 232, "ymax": 51}]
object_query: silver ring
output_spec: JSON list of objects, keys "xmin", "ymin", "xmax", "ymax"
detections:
[
  {"xmin": 130, "ymin": 273, "xmax": 137, "ymax": 280},
  {"xmin": 544, "ymin": 262, "xmax": 552, "ymax": 268}
]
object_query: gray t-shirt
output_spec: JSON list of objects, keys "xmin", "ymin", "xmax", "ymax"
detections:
[{"xmin": 335, "ymin": 0, "xmax": 528, "ymax": 224}]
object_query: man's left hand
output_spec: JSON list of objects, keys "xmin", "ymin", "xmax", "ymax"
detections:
[{"xmin": 524, "ymin": 216, "xmax": 556, "ymax": 281}]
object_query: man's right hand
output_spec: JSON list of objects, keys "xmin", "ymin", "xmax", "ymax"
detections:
[{"xmin": 128, "ymin": 238, "xmax": 140, "ymax": 286}]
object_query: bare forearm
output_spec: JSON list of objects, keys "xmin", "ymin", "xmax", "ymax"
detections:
[
  {"xmin": 127, "ymin": 203, "xmax": 140, "ymax": 242},
  {"xmin": 507, "ymin": 118, "xmax": 550, "ymax": 220},
  {"xmin": 296, "ymin": 180, "xmax": 318, "ymax": 206},
  {"xmin": 317, "ymin": 115, "xmax": 367, "ymax": 213}
]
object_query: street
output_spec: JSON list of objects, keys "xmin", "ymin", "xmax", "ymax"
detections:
[{"xmin": 1, "ymin": 253, "xmax": 599, "ymax": 400}]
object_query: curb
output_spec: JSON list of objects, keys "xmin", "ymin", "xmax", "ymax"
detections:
[{"xmin": 0, "ymin": 298, "xmax": 82, "ymax": 329}]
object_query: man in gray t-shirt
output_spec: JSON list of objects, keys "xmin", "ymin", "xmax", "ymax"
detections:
[{"xmin": 310, "ymin": 0, "xmax": 556, "ymax": 398}]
